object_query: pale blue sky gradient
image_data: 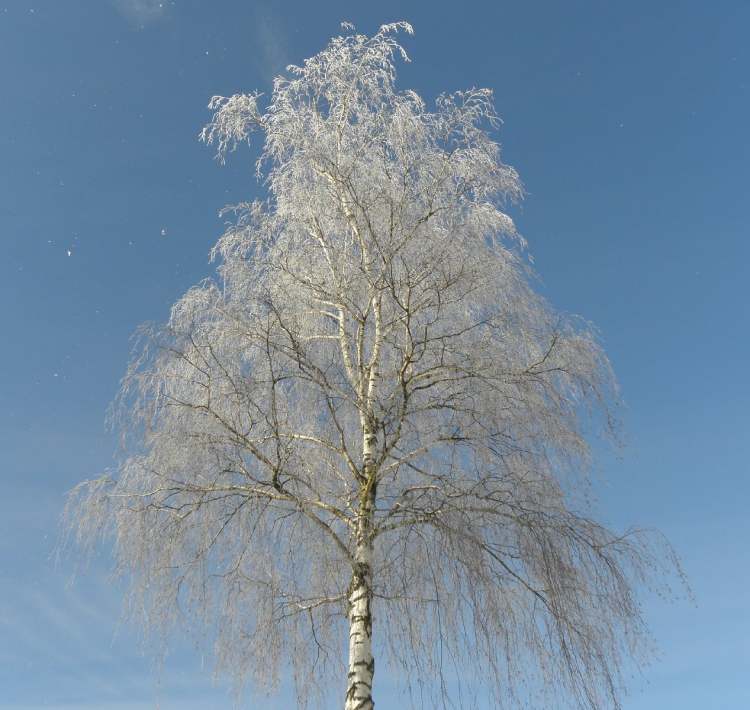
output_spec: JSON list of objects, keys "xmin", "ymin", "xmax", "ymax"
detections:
[{"xmin": 1, "ymin": 1, "xmax": 748, "ymax": 708}]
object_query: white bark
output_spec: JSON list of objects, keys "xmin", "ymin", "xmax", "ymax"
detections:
[
  {"xmin": 345, "ymin": 423, "xmax": 377, "ymax": 710},
  {"xmin": 345, "ymin": 541, "xmax": 374, "ymax": 710}
]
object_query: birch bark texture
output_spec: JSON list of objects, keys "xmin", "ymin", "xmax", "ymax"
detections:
[{"xmin": 66, "ymin": 22, "xmax": 682, "ymax": 710}]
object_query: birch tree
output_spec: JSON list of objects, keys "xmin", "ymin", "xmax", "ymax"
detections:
[{"xmin": 66, "ymin": 22, "xmax": 682, "ymax": 710}]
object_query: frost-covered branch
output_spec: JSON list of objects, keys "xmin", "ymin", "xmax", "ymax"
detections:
[{"xmin": 65, "ymin": 20, "xmax": 684, "ymax": 710}]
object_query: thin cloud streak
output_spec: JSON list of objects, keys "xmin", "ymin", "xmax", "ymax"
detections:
[
  {"xmin": 112, "ymin": 0, "xmax": 169, "ymax": 27},
  {"xmin": 250, "ymin": 5, "xmax": 291, "ymax": 83}
]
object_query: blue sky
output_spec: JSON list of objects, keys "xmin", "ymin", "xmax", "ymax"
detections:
[{"xmin": 1, "ymin": 0, "xmax": 748, "ymax": 708}]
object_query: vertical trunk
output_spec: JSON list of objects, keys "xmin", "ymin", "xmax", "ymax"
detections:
[
  {"xmin": 345, "ymin": 540, "xmax": 374, "ymax": 710},
  {"xmin": 346, "ymin": 277, "xmax": 380, "ymax": 710},
  {"xmin": 345, "ymin": 428, "xmax": 377, "ymax": 710}
]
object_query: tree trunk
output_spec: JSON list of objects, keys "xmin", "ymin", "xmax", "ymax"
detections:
[
  {"xmin": 346, "ymin": 427, "xmax": 377, "ymax": 710},
  {"xmin": 345, "ymin": 541, "xmax": 374, "ymax": 710}
]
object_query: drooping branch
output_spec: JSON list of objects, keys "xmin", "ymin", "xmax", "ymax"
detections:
[{"xmin": 64, "ymin": 21, "xmax": 683, "ymax": 710}]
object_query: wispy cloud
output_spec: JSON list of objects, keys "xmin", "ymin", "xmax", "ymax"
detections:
[
  {"xmin": 112, "ymin": 0, "xmax": 169, "ymax": 27},
  {"xmin": 250, "ymin": 5, "xmax": 290, "ymax": 84},
  {"xmin": 0, "ymin": 572, "xmax": 236, "ymax": 709}
]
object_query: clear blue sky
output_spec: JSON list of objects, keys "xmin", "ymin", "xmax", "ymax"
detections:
[{"xmin": 1, "ymin": 1, "xmax": 747, "ymax": 708}]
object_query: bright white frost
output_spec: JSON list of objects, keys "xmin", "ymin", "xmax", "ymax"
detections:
[{"xmin": 66, "ymin": 22, "xmax": 681, "ymax": 710}]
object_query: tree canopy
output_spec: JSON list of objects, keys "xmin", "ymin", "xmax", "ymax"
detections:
[{"xmin": 66, "ymin": 22, "xmax": 682, "ymax": 710}]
